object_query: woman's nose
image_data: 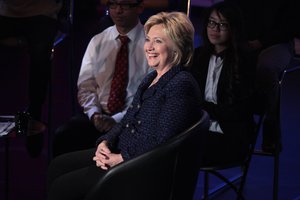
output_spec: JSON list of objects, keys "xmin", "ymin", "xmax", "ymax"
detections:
[
  {"xmin": 146, "ymin": 41, "xmax": 154, "ymax": 50},
  {"xmin": 212, "ymin": 25, "xmax": 221, "ymax": 32}
]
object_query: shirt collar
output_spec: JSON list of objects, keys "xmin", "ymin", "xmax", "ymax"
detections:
[
  {"xmin": 212, "ymin": 49, "xmax": 226, "ymax": 59},
  {"xmin": 111, "ymin": 21, "xmax": 143, "ymax": 42}
]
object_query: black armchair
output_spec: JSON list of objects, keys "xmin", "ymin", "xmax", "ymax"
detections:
[{"xmin": 84, "ymin": 110, "xmax": 210, "ymax": 200}]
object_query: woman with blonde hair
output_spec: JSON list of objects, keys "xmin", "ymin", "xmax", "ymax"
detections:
[{"xmin": 47, "ymin": 11, "xmax": 204, "ymax": 200}]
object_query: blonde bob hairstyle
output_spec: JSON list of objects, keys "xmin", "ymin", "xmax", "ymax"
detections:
[{"xmin": 144, "ymin": 11, "xmax": 195, "ymax": 67}]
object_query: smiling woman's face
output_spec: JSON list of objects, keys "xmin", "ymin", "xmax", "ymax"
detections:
[{"xmin": 144, "ymin": 24, "xmax": 175, "ymax": 71}]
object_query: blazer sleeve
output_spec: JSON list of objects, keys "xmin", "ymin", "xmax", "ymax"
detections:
[
  {"xmin": 136, "ymin": 74, "xmax": 203, "ymax": 150},
  {"xmin": 95, "ymin": 122, "xmax": 122, "ymax": 148}
]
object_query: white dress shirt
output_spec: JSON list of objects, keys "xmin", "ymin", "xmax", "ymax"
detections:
[
  {"xmin": 205, "ymin": 55, "xmax": 224, "ymax": 133},
  {"xmin": 77, "ymin": 22, "xmax": 150, "ymax": 122}
]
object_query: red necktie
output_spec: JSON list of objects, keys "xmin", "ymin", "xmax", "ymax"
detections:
[{"xmin": 107, "ymin": 35, "xmax": 129, "ymax": 114}]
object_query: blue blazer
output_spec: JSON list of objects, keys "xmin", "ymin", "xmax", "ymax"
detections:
[{"xmin": 97, "ymin": 65, "xmax": 203, "ymax": 161}]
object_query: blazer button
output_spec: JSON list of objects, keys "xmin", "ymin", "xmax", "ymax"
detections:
[
  {"xmin": 137, "ymin": 120, "xmax": 141, "ymax": 125},
  {"xmin": 131, "ymin": 129, "xmax": 135, "ymax": 133},
  {"xmin": 125, "ymin": 123, "xmax": 129, "ymax": 128},
  {"xmin": 137, "ymin": 104, "xmax": 141, "ymax": 109}
]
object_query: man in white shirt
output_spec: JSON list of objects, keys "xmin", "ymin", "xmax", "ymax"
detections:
[{"xmin": 52, "ymin": 0, "xmax": 150, "ymax": 157}]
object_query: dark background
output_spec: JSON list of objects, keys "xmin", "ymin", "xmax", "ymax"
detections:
[{"xmin": 0, "ymin": 0, "xmax": 300, "ymax": 199}]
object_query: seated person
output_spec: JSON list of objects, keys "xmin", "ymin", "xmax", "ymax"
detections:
[
  {"xmin": 190, "ymin": 1, "xmax": 255, "ymax": 165},
  {"xmin": 52, "ymin": 0, "xmax": 150, "ymax": 157},
  {"xmin": 227, "ymin": 0, "xmax": 300, "ymax": 153},
  {"xmin": 47, "ymin": 11, "xmax": 203, "ymax": 200}
]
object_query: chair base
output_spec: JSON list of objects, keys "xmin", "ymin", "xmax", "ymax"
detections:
[{"xmin": 201, "ymin": 173, "xmax": 243, "ymax": 200}]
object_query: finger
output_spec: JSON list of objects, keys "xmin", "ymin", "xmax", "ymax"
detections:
[
  {"xmin": 100, "ymin": 153, "xmax": 109, "ymax": 160},
  {"xmin": 95, "ymin": 161, "xmax": 101, "ymax": 167},
  {"xmin": 100, "ymin": 146, "xmax": 110, "ymax": 154},
  {"xmin": 94, "ymin": 157, "xmax": 108, "ymax": 168},
  {"xmin": 95, "ymin": 157, "xmax": 108, "ymax": 169},
  {"xmin": 95, "ymin": 152, "xmax": 108, "ymax": 161},
  {"xmin": 100, "ymin": 165, "xmax": 108, "ymax": 170},
  {"xmin": 94, "ymin": 159, "xmax": 103, "ymax": 167},
  {"xmin": 98, "ymin": 141, "xmax": 111, "ymax": 154},
  {"xmin": 93, "ymin": 157, "xmax": 103, "ymax": 165},
  {"xmin": 93, "ymin": 155, "xmax": 105, "ymax": 161}
]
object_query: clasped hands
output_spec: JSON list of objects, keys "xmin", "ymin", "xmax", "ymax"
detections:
[
  {"xmin": 92, "ymin": 113, "xmax": 116, "ymax": 132},
  {"xmin": 93, "ymin": 140, "xmax": 124, "ymax": 170}
]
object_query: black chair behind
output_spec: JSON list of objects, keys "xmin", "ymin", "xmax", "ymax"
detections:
[
  {"xmin": 199, "ymin": 112, "xmax": 264, "ymax": 200},
  {"xmin": 84, "ymin": 110, "xmax": 210, "ymax": 200},
  {"xmin": 253, "ymin": 64, "xmax": 300, "ymax": 200},
  {"xmin": 199, "ymin": 63, "xmax": 300, "ymax": 200}
]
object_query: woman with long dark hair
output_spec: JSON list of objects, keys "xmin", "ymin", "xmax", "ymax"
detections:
[{"xmin": 190, "ymin": 1, "xmax": 255, "ymax": 165}]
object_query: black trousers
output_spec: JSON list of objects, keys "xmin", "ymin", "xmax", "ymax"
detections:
[
  {"xmin": 47, "ymin": 148, "xmax": 106, "ymax": 200},
  {"xmin": 200, "ymin": 131, "xmax": 249, "ymax": 166},
  {"xmin": 52, "ymin": 113, "xmax": 103, "ymax": 158}
]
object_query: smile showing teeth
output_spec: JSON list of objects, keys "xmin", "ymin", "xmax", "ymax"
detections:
[{"xmin": 148, "ymin": 53, "xmax": 157, "ymax": 57}]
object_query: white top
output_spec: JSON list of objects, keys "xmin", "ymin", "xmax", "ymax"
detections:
[
  {"xmin": 77, "ymin": 22, "xmax": 150, "ymax": 122},
  {"xmin": 205, "ymin": 55, "xmax": 224, "ymax": 133},
  {"xmin": 0, "ymin": 0, "xmax": 62, "ymax": 19}
]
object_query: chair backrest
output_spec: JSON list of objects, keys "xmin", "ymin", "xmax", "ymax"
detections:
[
  {"xmin": 84, "ymin": 110, "xmax": 210, "ymax": 200},
  {"xmin": 252, "ymin": 65, "xmax": 300, "ymax": 200}
]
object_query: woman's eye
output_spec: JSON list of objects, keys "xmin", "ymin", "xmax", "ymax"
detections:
[
  {"xmin": 220, "ymin": 23, "xmax": 229, "ymax": 28},
  {"xmin": 208, "ymin": 20, "xmax": 215, "ymax": 25}
]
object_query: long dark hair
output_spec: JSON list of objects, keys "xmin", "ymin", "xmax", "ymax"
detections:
[
  {"xmin": 199, "ymin": 1, "xmax": 248, "ymax": 105},
  {"xmin": 202, "ymin": 1, "xmax": 245, "ymax": 53},
  {"xmin": 202, "ymin": 1, "xmax": 246, "ymax": 98}
]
